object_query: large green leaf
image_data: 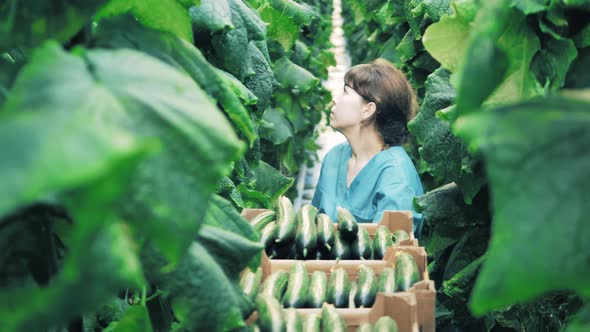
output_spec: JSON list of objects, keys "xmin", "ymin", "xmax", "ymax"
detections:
[
  {"xmin": 426, "ymin": 2, "xmax": 543, "ymax": 117},
  {"xmin": 203, "ymin": 195, "xmax": 259, "ymax": 243},
  {"xmin": 97, "ymin": 0, "xmax": 194, "ymax": 42},
  {"xmin": 408, "ymin": 68, "xmax": 485, "ymax": 202},
  {"xmin": 216, "ymin": 176, "xmax": 246, "ymax": 208},
  {"xmin": 260, "ymin": 107, "xmax": 294, "ymax": 145},
  {"xmin": 443, "ymin": 228, "xmax": 489, "ymax": 281},
  {"xmin": 0, "ymin": 41, "xmax": 153, "ymax": 331},
  {"xmin": 531, "ymin": 36, "xmax": 577, "ymax": 89},
  {"xmin": 85, "ymin": 47, "xmax": 244, "ymax": 263},
  {"xmin": 442, "ymin": 254, "xmax": 485, "ymax": 301},
  {"xmin": 0, "ymin": 0, "xmax": 109, "ymax": 51},
  {"xmin": 197, "ymin": 225, "xmax": 263, "ymax": 278},
  {"xmin": 202, "ymin": 195, "xmax": 262, "ymax": 270},
  {"xmin": 104, "ymin": 305, "xmax": 153, "ymax": 332},
  {"xmin": 423, "ymin": 223, "xmax": 461, "ymax": 261},
  {"xmin": 93, "ymin": 16, "xmax": 257, "ymax": 145},
  {"xmin": 274, "ymin": 91, "xmax": 306, "ymax": 133},
  {"xmin": 216, "ymin": 68, "xmax": 258, "ymax": 106},
  {"xmin": 210, "ymin": 0, "xmax": 267, "ymax": 81},
  {"xmin": 189, "ymin": 0, "xmax": 234, "ymax": 34},
  {"xmin": 0, "ymin": 42, "xmax": 150, "ymax": 217},
  {"xmin": 5, "ymin": 41, "xmax": 243, "ymax": 263},
  {"xmin": 230, "ymin": 0, "xmax": 267, "ymax": 41},
  {"xmin": 245, "ymin": 41, "xmax": 275, "ymax": 112},
  {"xmin": 291, "ymin": 40, "xmax": 311, "ymax": 65},
  {"xmin": 454, "ymin": 5, "xmax": 543, "ymax": 117},
  {"xmin": 484, "ymin": 12, "xmax": 543, "ymax": 106},
  {"xmin": 414, "ymin": 183, "xmax": 490, "ymax": 227},
  {"xmin": 252, "ymin": 0, "xmax": 316, "ymax": 50},
  {"xmin": 141, "ymin": 242, "xmax": 246, "ymax": 331},
  {"xmin": 273, "ymin": 56, "xmax": 319, "ymax": 94},
  {"xmin": 422, "ymin": 0, "xmax": 477, "ymax": 72},
  {"xmin": 238, "ymin": 160, "xmax": 294, "ymax": 208},
  {"xmin": 453, "ymin": 95, "xmax": 590, "ymax": 314},
  {"xmin": 211, "ymin": 21, "xmax": 254, "ymax": 81},
  {"xmin": 453, "ymin": 36, "xmax": 509, "ymax": 117}
]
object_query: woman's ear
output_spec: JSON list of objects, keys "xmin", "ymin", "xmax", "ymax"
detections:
[{"xmin": 363, "ymin": 101, "xmax": 377, "ymax": 120}]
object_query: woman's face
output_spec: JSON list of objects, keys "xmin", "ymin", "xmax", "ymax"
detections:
[{"xmin": 330, "ymin": 83, "xmax": 366, "ymax": 131}]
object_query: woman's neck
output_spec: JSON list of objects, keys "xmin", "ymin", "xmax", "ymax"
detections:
[{"xmin": 342, "ymin": 125, "xmax": 385, "ymax": 162}]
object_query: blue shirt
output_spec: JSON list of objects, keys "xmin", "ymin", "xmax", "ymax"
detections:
[{"xmin": 311, "ymin": 143, "xmax": 424, "ymax": 237}]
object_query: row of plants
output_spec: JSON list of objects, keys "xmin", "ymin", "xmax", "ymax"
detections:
[
  {"xmin": 341, "ymin": 0, "xmax": 589, "ymax": 330},
  {"xmin": 0, "ymin": 0, "xmax": 334, "ymax": 331}
]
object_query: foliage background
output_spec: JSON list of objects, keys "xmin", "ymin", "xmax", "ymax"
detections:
[
  {"xmin": 340, "ymin": 0, "xmax": 589, "ymax": 330},
  {"xmin": 0, "ymin": 0, "xmax": 333, "ymax": 331}
]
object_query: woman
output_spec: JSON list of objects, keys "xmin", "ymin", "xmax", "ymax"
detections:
[{"xmin": 311, "ymin": 58, "xmax": 424, "ymax": 237}]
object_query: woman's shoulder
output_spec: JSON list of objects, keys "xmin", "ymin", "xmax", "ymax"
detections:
[
  {"xmin": 385, "ymin": 146, "xmax": 413, "ymax": 166},
  {"xmin": 378, "ymin": 147, "xmax": 420, "ymax": 183},
  {"xmin": 324, "ymin": 142, "xmax": 350, "ymax": 161}
]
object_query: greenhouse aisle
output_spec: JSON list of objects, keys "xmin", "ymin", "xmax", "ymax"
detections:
[{"xmin": 294, "ymin": 0, "xmax": 349, "ymax": 211}]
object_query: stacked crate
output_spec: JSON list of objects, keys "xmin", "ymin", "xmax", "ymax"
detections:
[{"xmin": 241, "ymin": 208, "xmax": 435, "ymax": 332}]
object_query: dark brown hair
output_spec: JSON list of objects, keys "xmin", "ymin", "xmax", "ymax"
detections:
[{"xmin": 344, "ymin": 58, "xmax": 418, "ymax": 146}]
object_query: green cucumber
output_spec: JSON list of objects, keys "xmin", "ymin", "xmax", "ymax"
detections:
[
  {"xmin": 348, "ymin": 280, "xmax": 358, "ymax": 309},
  {"xmin": 374, "ymin": 316, "xmax": 398, "ymax": 332},
  {"xmin": 316, "ymin": 213, "xmax": 335, "ymax": 251},
  {"xmin": 275, "ymin": 196, "xmax": 297, "ymax": 246},
  {"xmin": 377, "ymin": 267, "xmax": 395, "ymax": 293},
  {"xmin": 240, "ymin": 267, "xmax": 263, "ymax": 301},
  {"xmin": 284, "ymin": 308, "xmax": 303, "ymax": 332},
  {"xmin": 260, "ymin": 271, "xmax": 290, "ymax": 301},
  {"xmin": 394, "ymin": 252, "xmax": 420, "ymax": 291},
  {"xmin": 256, "ymin": 293, "xmax": 286, "ymax": 332},
  {"xmin": 354, "ymin": 265, "xmax": 378, "ymax": 308},
  {"xmin": 351, "ymin": 227, "xmax": 373, "ymax": 260},
  {"xmin": 326, "ymin": 268, "xmax": 350, "ymax": 308},
  {"xmin": 283, "ymin": 261, "xmax": 309, "ymax": 308},
  {"xmin": 250, "ymin": 210, "xmax": 277, "ymax": 232},
  {"xmin": 260, "ymin": 221, "xmax": 278, "ymax": 256},
  {"xmin": 331, "ymin": 231, "xmax": 351, "ymax": 260},
  {"xmin": 392, "ymin": 230, "xmax": 410, "ymax": 244},
  {"xmin": 321, "ymin": 303, "xmax": 346, "ymax": 332},
  {"xmin": 308, "ymin": 271, "xmax": 328, "ymax": 308},
  {"xmin": 336, "ymin": 206, "xmax": 359, "ymax": 240},
  {"xmin": 356, "ymin": 323, "xmax": 373, "ymax": 332},
  {"xmin": 302, "ymin": 313, "xmax": 321, "ymax": 332},
  {"xmin": 373, "ymin": 226, "xmax": 393, "ymax": 260},
  {"xmin": 197, "ymin": 225, "xmax": 263, "ymax": 276},
  {"xmin": 295, "ymin": 204, "xmax": 318, "ymax": 259}
]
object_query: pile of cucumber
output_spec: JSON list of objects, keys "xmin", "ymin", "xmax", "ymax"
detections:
[
  {"xmin": 249, "ymin": 196, "xmax": 411, "ymax": 260},
  {"xmin": 240, "ymin": 255, "xmax": 420, "ymax": 312},
  {"xmin": 254, "ymin": 295, "xmax": 348, "ymax": 332},
  {"xmin": 253, "ymin": 295, "xmax": 399, "ymax": 332}
]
